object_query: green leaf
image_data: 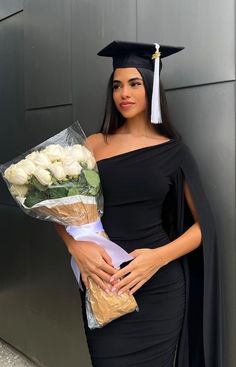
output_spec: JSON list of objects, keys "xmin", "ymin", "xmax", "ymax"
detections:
[
  {"xmin": 30, "ymin": 176, "xmax": 48, "ymax": 192},
  {"xmin": 24, "ymin": 191, "xmax": 48, "ymax": 207},
  {"xmin": 46, "ymin": 186, "xmax": 68, "ymax": 199},
  {"xmin": 88, "ymin": 186, "xmax": 100, "ymax": 196},
  {"xmin": 80, "ymin": 161, "xmax": 88, "ymax": 169},
  {"xmin": 51, "ymin": 175, "xmax": 59, "ymax": 185},
  {"xmin": 67, "ymin": 187, "xmax": 80, "ymax": 196},
  {"xmin": 83, "ymin": 170, "xmax": 100, "ymax": 188}
]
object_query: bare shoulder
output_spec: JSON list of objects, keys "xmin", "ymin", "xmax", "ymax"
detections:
[{"xmin": 84, "ymin": 133, "xmax": 105, "ymax": 151}]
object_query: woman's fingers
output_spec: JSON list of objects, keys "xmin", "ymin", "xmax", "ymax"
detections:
[
  {"xmin": 90, "ymin": 274, "xmax": 112, "ymax": 293},
  {"xmin": 116, "ymin": 278, "xmax": 139, "ymax": 295},
  {"xmin": 101, "ymin": 250, "xmax": 113, "ymax": 266},
  {"xmin": 110, "ymin": 263, "xmax": 132, "ymax": 282},
  {"xmin": 96, "ymin": 268, "xmax": 116, "ymax": 283},
  {"xmin": 81, "ymin": 274, "xmax": 89, "ymax": 289},
  {"xmin": 129, "ymin": 280, "xmax": 146, "ymax": 295},
  {"xmin": 100, "ymin": 261, "xmax": 118, "ymax": 275},
  {"xmin": 111, "ymin": 272, "xmax": 139, "ymax": 293},
  {"xmin": 72, "ymin": 242, "xmax": 119, "ymax": 289},
  {"xmin": 81, "ymin": 271, "xmax": 112, "ymax": 293}
]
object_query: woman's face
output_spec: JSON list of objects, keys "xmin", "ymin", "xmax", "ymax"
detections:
[{"xmin": 112, "ymin": 68, "xmax": 147, "ymax": 119}]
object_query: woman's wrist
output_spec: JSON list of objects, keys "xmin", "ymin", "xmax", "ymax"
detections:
[
  {"xmin": 153, "ymin": 246, "xmax": 170, "ymax": 267},
  {"xmin": 55, "ymin": 223, "xmax": 80, "ymax": 255},
  {"xmin": 153, "ymin": 222, "xmax": 202, "ymax": 266},
  {"xmin": 66, "ymin": 240, "xmax": 78, "ymax": 256}
]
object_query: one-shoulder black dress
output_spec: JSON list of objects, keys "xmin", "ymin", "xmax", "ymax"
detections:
[
  {"xmin": 80, "ymin": 140, "xmax": 186, "ymax": 367},
  {"xmin": 79, "ymin": 139, "xmax": 223, "ymax": 367}
]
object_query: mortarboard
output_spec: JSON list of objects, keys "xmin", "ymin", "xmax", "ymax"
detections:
[{"xmin": 97, "ymin": 40, "xmax": 184, "ymax": 124}]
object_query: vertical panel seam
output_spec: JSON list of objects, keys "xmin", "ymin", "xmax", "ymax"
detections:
[{"xmin": 69, "ymin": 0, "xmax": 73, "ymax": 119}]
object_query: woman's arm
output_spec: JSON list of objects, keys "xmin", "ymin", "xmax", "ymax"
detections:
[
  {"xmin": 55, "ymin": 224, "xmax": 117, "ymax": 292},
  {"xmin": 109, "ymin": 180, "xmax": 202, "ymax": 295},
  {"xmin": 153, "ymin": 179, "xmax": 202, "ymax": 265}
]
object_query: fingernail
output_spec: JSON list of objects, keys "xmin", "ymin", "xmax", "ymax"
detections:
[
  {"xmin": 111, "ymin": 287, "xmax": 116, "ymax": 292},
  {"xmin": 105, "ymin": 288, "xmax": 111, "ymax": 294},
  {"xmin": 110, "ymin": 277, "xmax": 114, "ymax": 282},
  {"xmin": 118, "ymin": 290, "xmax": 123, "ymax": 296}
]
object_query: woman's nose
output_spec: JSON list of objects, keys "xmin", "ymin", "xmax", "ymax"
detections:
[{"xmin": 120, "ymin": 84, "xmax": 130, "ymax": 99}]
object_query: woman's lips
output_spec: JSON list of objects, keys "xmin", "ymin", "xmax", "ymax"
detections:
[{"xmin": 119, "ymin": 102, "xmax": 135, "ymax": 109}]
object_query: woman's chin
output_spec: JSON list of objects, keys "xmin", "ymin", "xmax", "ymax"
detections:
[
  {"xmin": 119, "ymin": 110, "xmax": 144, "ymax": 120},
  {"xmin": 120, "ymin": 112, "xmax": 135, "ymax": 119}
]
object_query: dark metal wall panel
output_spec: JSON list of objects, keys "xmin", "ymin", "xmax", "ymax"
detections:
[
  {"xmin": 0, "ymin": 12, "xmax": 25, "ymax": 160},
  {"xmin": 0, "ymin": 12, "xmax": 24, "ymax": 205},
  {"xmin": 71, "ymin": 0, "xmax": 137, "ymax": 135},
  {"xmin": 0, "ymin": 205, "xmax": 29, "ymax": 352},
  {"xmin": 6, "ymin": 51, "xmax": 90, "ymax": 367},
  {"xmin": 137, "ymin": 0, "xmax": 235, "ymax": 89},
  {"xmin": 24, "ymin": 105, "xmax": 73, "ymax": 149},
  {"xmin": 1, "ymin": 105, "xmax": 73, "ymax": 204},
  {"xmin": 166, "ymin": 82, "xmax": 235, "ymax": 226},
  {"xmin": 25, "ymin": 221, "xmax": 91, "ymax": 367},
  {"xmin": 0, "ymin": 0, "xmax": 23, "ymax": 20},
  {"xmin": 24, "ymin": 0, "xmax": 72, "ymax": 109},
  {"xmin": 0, "ymin": 211, "xmax": 92, "ymax": 367},
  {"xmin": 0, "ymin": 1, "xmax": 235, "ymax": 367},
  {"xmin": 166, "ymin": 81, "xmax": 235, "ymax": 367}
]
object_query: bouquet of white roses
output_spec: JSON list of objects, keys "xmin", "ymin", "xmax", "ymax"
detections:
[
  {"xmin": 2, "ymin": 123, "xmax": 100, "ymax": 224},
  {"xmin": 0, "ymin": 121, "xmax": 137, "ymax": 329}
]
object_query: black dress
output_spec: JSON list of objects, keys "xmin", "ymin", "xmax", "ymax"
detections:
[{"xmin": 80, "ymin": 139, "xmax": 223, "ymax": 367}]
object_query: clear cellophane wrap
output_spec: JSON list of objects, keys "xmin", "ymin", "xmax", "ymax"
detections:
[{"xmin": 0, "ymin": 121, "xmax": 138, "ymax": 329}]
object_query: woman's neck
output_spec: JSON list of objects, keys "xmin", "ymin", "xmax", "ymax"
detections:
[{"xmin": 118, "ymin": 116, "xmax": 159, "ymax": 137}]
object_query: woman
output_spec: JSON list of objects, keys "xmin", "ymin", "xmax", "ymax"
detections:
[{"xmin": 56, "ymin": 41, "xmax": 222, "ymax": 367}]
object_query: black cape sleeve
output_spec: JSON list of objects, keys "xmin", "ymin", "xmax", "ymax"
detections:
[{"xmin": 162, "ymin": 141, "xmax": 223, "ymax": 367}]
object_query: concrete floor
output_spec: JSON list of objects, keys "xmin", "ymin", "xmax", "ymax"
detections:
[{"xmin": 0, "ymin": 340, "xmax": 38, "ymax": 367}]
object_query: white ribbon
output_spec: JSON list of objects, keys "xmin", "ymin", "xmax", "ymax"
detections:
[
  {"xmin": 151, "ymin": 43, "xmax": 162, "ymax": 124},
  {"xmin": 66, "ymin": 220, "xmax": 133, "ymax": 290}
]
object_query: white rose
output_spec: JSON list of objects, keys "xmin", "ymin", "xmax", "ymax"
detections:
[
  {"xmin": 10, "ymin": 184, "xmax": 28, "ymax": 197},
  {"xmin": 4, "ymin": 165, "xmax": 29, "ymax": 185},
  {"xmin": 61, "ymin": 153, "xmax": 75, "ymax": 166},
  {"xmin": 49, "ymin": 162, "xmax": 66, "ymax": 180},
  {"xmin": 33, "ymin": 167, "xmax": 52, "ymax": 186},
  {"xmin": 63, "ymin": 146, "xmax": 73, "ymax": 154},
  {"xmin": 70, "ymin": 144, "xmax": 87, "ymax": 161},
  {"xmin": 25, "ymin": 151, "xmax": 37, "ymax": 161},
  {"xmin": 63, "ymin": 162, "xmax": 82, "ymax": 177},
  {"xmin": 82, "ymin": 146, "xmax": 96, "ymax": 169},
  {"xmin": 17, "ymin": 159, "xmax": 35, "ymax": 175},
  {"xmin": 43, "ymin": 144, "xmax": 65, "ymax": 162},
  {"xmin": 26, "ymin": 151, "xmax": 51, "ymax": 168},
  {"xmin": 86, "ymin": 156, "xmax": 96, "ymax": 169},
  {"xmin": 64, "ymin": 145, "xmax": 90, "ymax": 162},
  {"xmin": 82, "ymin": 146, "xmax": 91, "ymax": 157}
]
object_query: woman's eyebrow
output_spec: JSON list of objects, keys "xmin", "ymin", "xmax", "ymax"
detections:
[
  {"xmin": 113, "ymin": 77, "xmax": 143, "ymax": 83},
  {"xmin": 129, "ymin": 77, "xmax": 143, "ymax": 82}
]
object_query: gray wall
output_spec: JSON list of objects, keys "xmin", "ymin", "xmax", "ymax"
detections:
[{"xmin": 0, "ymin": 1, "xmax": 235, "ymax": 366}]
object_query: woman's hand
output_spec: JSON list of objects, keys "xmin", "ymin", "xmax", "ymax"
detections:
[
  {"xmin": 69, "ymin": 241, "xmax": 118, "ymax": 292},
  {"xmin": 109, "ymin": 248, "xmax": 167, "ymax": 295},
  {"xmin": 54, "ymin": 224, "xmax": 117, "ymax": 292}
]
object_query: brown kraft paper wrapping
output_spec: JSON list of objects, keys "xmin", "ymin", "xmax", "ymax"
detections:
[{"xmin": 88, "ymin": 277, "xmax": 138, "ymax": 326}]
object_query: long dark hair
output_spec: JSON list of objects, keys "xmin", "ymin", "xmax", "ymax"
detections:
[{"xmin": 99, "ymin": 67, "xmax": 181, "ymax": 141}]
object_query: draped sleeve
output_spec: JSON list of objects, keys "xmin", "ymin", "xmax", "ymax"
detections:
[{"xmin": 162, "ymin": 141, "xmax": 223, "ymax": 367}]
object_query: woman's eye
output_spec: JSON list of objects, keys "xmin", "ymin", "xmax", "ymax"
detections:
[
  {"xmin": 112, "ymin": 84, "xmax": 120, "ymax": 90},
  {"xmin": 130, "ymin": 82, "xmax": 142, "ymax": 87}
]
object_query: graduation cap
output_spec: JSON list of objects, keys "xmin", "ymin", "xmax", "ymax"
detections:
[{"xmin": 98, "ymin": 40, "xmax": 184, "ymax": 124}]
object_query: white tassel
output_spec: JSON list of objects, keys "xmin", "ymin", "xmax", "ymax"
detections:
[{"xmin": 151, "ymin": 43, "xmax": 162, "ymax": 124}]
